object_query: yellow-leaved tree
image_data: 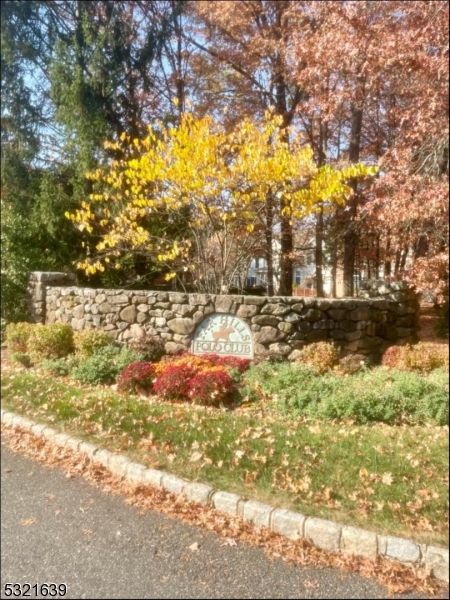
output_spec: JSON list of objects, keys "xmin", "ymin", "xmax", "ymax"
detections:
[{"xmin": 67, "ymin": 111, "xmax": 377, "ymax": 293}]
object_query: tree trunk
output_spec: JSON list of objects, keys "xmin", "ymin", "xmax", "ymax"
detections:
[
  {"xmin": 315, "ymin": 121, "xmax": 327, "ymax": 296},
  {"xmin": 384, "ymin": 234, "xmax": 391, "ymax": 278},
  {"xmin": 315, "ymin": 207, "xmax": 324, "ymax": 297},
  {"xmin": 265, "ymin": 194, "xmax": 275, "ymax": 296},
  {"xmin": 274, "ymin": 4, "xmax": 293, "ymax": 297},
  {"xmin": 343, "ymin": 105, "xmax": 363, "ymax": 296}
]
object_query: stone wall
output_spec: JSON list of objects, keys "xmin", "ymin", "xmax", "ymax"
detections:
[
  {"xmin": 28, "ymin": 273, "xmax": 420, "ymax": 362},
  {"xmin": 27, "ymin": 271, "xmax": 77, "ymax": 324}
]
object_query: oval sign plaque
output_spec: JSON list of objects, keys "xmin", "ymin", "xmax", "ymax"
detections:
[{"xmin": 192, "ymin": 313, "xmax": 253, "ymax": 358}]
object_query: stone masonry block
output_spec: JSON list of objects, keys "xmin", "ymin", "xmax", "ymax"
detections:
[
  {"xmin": 52, "ymin": 433, "xmax": 72, "ymax": 448},
  {"xmin": 93, "ymin": 449, "xmax": 113, "ymax": 469},
  {"xmin": 183, "ymin": 482, "xmax": 215, "ymax": 505},
  {"xmin": 12, "ymin": 415, "xmax": 34, "ymax": 430},
  {"xmin": 107, "ymin": 454, "xmax": 132, "ymax": 477},
  {"xmin": 425, "ymin": 546, "xmax": 449, "ymax": 583},
  {"xmin": 161, "ymin": 473, "xmax": 186, "ymax": 495},
  {"xmin": 64, "ymin": 437, "xmax": 82, "ymax": 453},
  {"xmin": 41, "ymin": 427, "xmax": 58, "ymax": 442},
  {"xmin": 341, "ymin": 526, "xmax": 378, "ymax": 558},
  {"xmin": 243, "ymin": 500, "xmax": 273, "ymax": 528},
  {"xmin": 305, "ymin": 517, "xmax": 342, "ymax": 552},
  {"xmin": 141, "ymin": 469, "xmax": 163, "ymax": 488},
  {"xmin": 78, "ymin": 441, "xmax": 99, "ymax": 459},
  {"xmin": 271, "ymin": 509, "xmax": 305, "ymax": 540},
  {"xmin": 125, "ymin": 462, "xmax": 147, "ymax": 483},
  {"xmin": 30, "ymin": 423, "xmax": 47, "ymax": 437},
  {"xmin": 384, "ymin": 535, "xmax": 421, "ymax": 563},
  {"xmin": 212, "ymin": 491, "xmax": 241, "ymax": 516},
  {"xmin": 2, "ymin": 412, "xmax": 14, "ymax": 426}
]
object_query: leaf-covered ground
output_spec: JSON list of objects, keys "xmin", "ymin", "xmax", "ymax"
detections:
[{"xmin": 2, "ymin": 423, "xmax": 448, "ymax": 599}]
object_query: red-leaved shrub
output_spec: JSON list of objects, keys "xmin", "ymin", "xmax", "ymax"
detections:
[
  {"xmin": 381, "ymin": 345, "xmax": 403, "ymax": 369},
  {"xmin": 199, "ymin": 354, "xmax": 251, "ymax": 373},
  {"xmin": 188, "ymin": 366, "xmax": 236, "ymax": 406},
  {"xmin": 153, "ymin": 363, "xmax": 197, "ymax": 399},
  {"xmin": 117, "ymin": 361, "xmax": 155, "ymax": 393}
]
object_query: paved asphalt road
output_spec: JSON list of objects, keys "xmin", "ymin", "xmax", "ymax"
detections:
[{"xmin": 0, "ymin": 443, "xmax": 440, "ymax": 600}]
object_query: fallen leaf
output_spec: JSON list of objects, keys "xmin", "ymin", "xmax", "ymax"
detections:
[
  {"xmin": 189, "ymin": 542, "xmax": 199, "ymax": 552},
  {"xmin": 304, "ymin": 580, "xmax": 319, "ymax": 589},
  {"xmin": 382, "ymin": 472, "xmax": 394, "ymax": 485},
  {"xmin": 190, "ymin": 451, "xmax": 203, "ymax": 463},
  {"xmin": 82, "ymin": 528, "xmax": 93, "ymax": 536},
  {"xmin": 21, "ymin": 518, "xmax": 36, "ymax": 526},
  {"xmin": 221, "ymin": 537, "xmax": 237, "ymax": 547},
  {"xmin": 4, "ymin": 468, "xmax": 12, "ymax": 473}
]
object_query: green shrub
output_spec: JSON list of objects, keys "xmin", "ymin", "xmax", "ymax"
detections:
[
  {"xmin": 73, "ymin": 329, "xmax": 115, "ymax": 359},
  {"xmin": 10, "ymin": 351, "xmax": 31, "ymax": 368},
  {"xmin": 5, "ymin": 322, "xmax": 34, "ymax": 353},
  {"xmin": 243, "ymin": 362, "xmax": 448, "ymax": 425},
  {"xmin": 296, "ymin": 341, "xmax": 340, "ymax": 374},
  {"xmin": 242, "ymin": 361, "xmax": 317, "ymax": 404},
  {"xmin": 28, "ymin": 323, "xmax": 74, "ymax": 363},
  {"xmin": 41, "ymin": 355, "xmax": 79, "ymax": 376},
  {"xmin": 71, "ymin": 345, "xmax": 144, "ymax": 385}
]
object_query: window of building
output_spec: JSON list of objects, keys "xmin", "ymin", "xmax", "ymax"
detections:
[
  {"xmin": 294, "ymin": 269, "xmax": 302, "ymax": 285},
  {"xmin": 246, "ymin": 276, "xmax": 257, "ymax": 287}
]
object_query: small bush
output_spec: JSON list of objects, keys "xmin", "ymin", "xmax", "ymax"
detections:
[
  {"xmin": 188, "ymin": 366, "xmax": 236, "ymax": 406},
  {"xmin": 153, "ymin": 363, "xmax": 196, "ymax": 400},
  {"xmin": 28, "ymin": 323, "xmax": 74, "ymax": 363},
  {"xmin": 381, "ymin": 345, "xmax": 403, "ymax": 369},
  {"xmin": 41, "ymin": 355, "xmax": 79, "ymax": 376},
  {"xmin": 400, "ymin": 343, "xmax": 448, "ymax": 373},
  {"xmin": 128, "ymin": 335, "xmax": 166, "ymax": 362},
  {"xmin": 296, "ymin": 341, "xmax": 340, "ymax": 374},
  {"xmin": 117, "ymin": 361, "xmax": 156, "ymax": 394},
  {"xmin": 5, "ymin": 322, "xmax": 34, "ymax": 353},
  {"xmin": 71, "ymin": 345, "xmax": 143, "ymax": 385},
  {"xmin": 73, "ymin": 329, "xmax": 115, "ymax": 359},
  {"xmin": 10, "ymin": 351, "xmax": 31, "ymax": 368},
  {"xmin": 382, "ymin": 343, "xmax": 448, "ymax": 373},
  {"xmin": 338, "ymin": 353, "xmax": 368, "ymax": 375},
  {"xmin": 199, "ymin": 354, "xmax": 251, "ymax": 373}
]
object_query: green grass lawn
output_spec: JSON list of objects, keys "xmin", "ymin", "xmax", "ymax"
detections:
[{"xmin": 2, "ymin": 363, "xmax": 448, "ymax": 548}]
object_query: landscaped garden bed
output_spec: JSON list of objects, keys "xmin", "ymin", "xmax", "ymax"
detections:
[{"xmin": 1, "ymin": 322, "xmax": 448, "ymax": 547}]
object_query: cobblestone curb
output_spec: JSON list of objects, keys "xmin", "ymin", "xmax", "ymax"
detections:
[{"xmin": 2, "ymin": 409, "xmax": 448, "ymax": 583}]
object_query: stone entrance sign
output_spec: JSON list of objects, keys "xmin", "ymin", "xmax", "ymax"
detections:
[{"xmin": 192, "ymin": 313, "xmax": 253, "ymax": 358}]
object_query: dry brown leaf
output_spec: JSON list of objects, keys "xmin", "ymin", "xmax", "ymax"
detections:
[
  {"xmin": 304, "ymin": 580, "xmax": 319, "ymax": 589},
  {"xmin": 221, "ymin": 537, "xmax": 237, "ymax": 547},
  {"xmin": 189, "ymin": 541, "xmax": 199, "ymax": 552},
  {"xmin": 190, "ymin": 452, "xmax": 203, "ymax": 463},
  {"xmin": 21, "ymin": 518, "xmax": 35, "ymax": 526},
  {"xmin": 381, "ymin": 472, "xmax": 394, "ymax": 485}
]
